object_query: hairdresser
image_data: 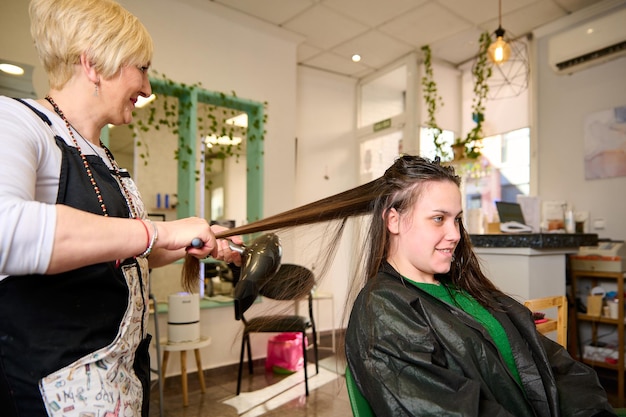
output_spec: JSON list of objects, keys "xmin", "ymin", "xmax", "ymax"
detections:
[{"xmin": 0, "ymin": 0, "xmax": 241, "ymax": 415}]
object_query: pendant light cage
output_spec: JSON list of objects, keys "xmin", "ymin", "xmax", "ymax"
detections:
[
  {"xmin": 481, "ymin": 0, "xmax": 530, "ymax": 100},
  {"xmin": 486, "ymin": 33, "xmax": 530, "ymax": 100}
]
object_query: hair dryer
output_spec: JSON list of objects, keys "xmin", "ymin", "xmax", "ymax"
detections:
[{"xmin": 232, "ymin": 233, "xmax": 282, "ymax": 320}]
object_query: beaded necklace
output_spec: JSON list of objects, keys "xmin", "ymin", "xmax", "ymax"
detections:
[{"xmin": 45, "ymin": 95, "xmax": 138, "ymax": 218}]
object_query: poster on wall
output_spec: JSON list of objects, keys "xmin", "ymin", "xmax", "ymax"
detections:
[{"xmin": 584, "ymin": 105, "xmax": 626, "ymax": 180}]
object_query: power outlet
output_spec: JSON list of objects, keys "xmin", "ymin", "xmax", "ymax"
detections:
[{"xmin": 593, "ymin": 218, "xmax": 606, "ymax": 230}]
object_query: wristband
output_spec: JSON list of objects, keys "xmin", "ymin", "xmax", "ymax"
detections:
[{"xmin": 138, "ymin": 219, "xmax": 158, "ymax": 258}]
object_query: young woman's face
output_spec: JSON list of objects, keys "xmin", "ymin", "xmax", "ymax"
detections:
[
  {"xmin": 386, "ymin": 180, "xmax": 462, "ymax": 283},
  {"xmin": 101, "ymin": 64, "xmax": 152, "ymax": 125}
]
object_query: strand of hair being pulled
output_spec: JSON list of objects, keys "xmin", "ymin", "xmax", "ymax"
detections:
[
  {"xmin": 181, "ymin": 255, "xmax": 201, "ymax": 292},
  {"xmin": 216, "ymin": 177, "xmax": 382, "ymax": 239},
  {"xmin": 181, "ymin": 238, "xmax": 203, "ymax": 292},
  {"xmin": 179, "ymin": 177, "xmax": 384, "ymax": 292}
]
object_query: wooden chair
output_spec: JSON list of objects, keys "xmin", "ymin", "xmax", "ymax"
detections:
[{"xmin": 524, "ymin": 295, "xmax": 568, "ymax": 347}]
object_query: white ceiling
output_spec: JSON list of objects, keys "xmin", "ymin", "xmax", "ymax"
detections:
[{"xmin": 211, "ymin": 0, "xmax": 606, "ymax": 78}]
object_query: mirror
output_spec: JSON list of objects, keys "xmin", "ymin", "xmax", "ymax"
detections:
[{"xmin": 108, "ymin": 94, "xmax": 252, "ymax": 225}]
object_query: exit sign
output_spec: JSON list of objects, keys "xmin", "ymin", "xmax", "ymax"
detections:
[{"xmin": 373, "ymin": 118, "xmax": 391, "ymax": 132}]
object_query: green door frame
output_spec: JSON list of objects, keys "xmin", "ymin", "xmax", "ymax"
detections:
[{"xmin": 105, "ymin": 78, "xmax": 264, "ymax": 223}]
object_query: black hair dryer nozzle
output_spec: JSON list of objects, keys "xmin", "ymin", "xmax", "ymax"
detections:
[{"xmin": 233, "ymin": 233, "xmax": 282, "ymax": 320}]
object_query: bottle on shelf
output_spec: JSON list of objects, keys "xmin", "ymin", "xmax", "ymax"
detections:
[{"xmin": 565, "ymin": 205, "xmax": 575, "ymax": 233}]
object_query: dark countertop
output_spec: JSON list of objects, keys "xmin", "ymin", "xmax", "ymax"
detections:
[{"xmin": 470, "ymin": 233, "xmax": 598, "ymax": 249}]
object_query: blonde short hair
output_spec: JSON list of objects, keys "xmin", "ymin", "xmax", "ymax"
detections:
[{"xmin": 29, "ymin": 0, "xmax": 153, "ymax": 89}]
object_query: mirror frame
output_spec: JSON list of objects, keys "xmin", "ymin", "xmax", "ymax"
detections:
[{"xmin": 103, "ymin": 77, "xmax": 265, "ymax": 223}]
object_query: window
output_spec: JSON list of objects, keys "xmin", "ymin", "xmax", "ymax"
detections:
[
  {"xmin": 419, "ymin": 126, "xmax": 530, "ymax": 226},
  {"xmin": 465, "ymin": 127, "xmax": 530, "ymax": 223},
  {"xmin": 419, "ymin": 127, "xmax": 456, "ymax": 161}
]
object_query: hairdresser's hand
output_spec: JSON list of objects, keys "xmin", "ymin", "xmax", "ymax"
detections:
[
  {"xmin": 210, "ymin": 224, "xmax": 244, "ymax": 266},
  {"xmin": 155, "ymin": 217, "xmax": 218, "ymax": 260}
]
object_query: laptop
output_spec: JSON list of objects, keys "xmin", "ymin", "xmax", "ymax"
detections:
[{"xmin": 495, "ymin": 201, "xmax": 533, "ymax": 233}]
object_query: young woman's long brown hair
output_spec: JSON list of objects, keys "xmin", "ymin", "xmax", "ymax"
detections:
[{"xmin": 183, "ymin": 154, "xmax": 503, "ymax": 307}]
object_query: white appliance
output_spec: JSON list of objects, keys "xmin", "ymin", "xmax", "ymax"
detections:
[
  {"xmin": 571, "ymin": 241, "xmax": 626, "ymax": 272},
  {"xmin": 495, "ymin": 201, "xmax": 533, "ymax": 234},
  {"xmin": 500, "ymin": 221, "xmax": 533, "ymax": 233},
  {"xmin": 167, "ymin": 292, "xmax": 200, "ymax": 343},
  {"xmin": 548, "ymin": 7, "xmax": 626, "ymax": 75}
]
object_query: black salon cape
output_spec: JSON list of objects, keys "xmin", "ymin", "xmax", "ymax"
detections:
[{"xmin": 346, "ymin": 264, "xmax": 616, "ymax": 417}]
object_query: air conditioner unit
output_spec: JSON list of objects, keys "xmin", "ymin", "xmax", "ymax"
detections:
[{"xmin": 548, "ymin": 7, "xmax": 626, "ymax": 75}]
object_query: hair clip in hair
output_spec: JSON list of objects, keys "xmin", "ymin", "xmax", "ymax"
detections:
[{"xmin": 433, "ymin": 156, "xmax": 441, "ymax": 165}]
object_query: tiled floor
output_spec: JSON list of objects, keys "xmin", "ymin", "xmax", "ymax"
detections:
[
  {"xmin": 148, "ymin": 333, "xmax": 351, "ymax": 417},
  {"xmin": 148, "ymin": 332, "xmax": 624, "ymax": 416}
]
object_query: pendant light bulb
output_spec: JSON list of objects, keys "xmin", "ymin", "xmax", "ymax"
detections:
[{"xmin": 488, "ymin": 27, "xmax": 511, "ymax": 64}]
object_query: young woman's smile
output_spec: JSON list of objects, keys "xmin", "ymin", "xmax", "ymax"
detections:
[{"xmin": 387, "ymin": 180, "xmax": 462, "ymax": 284}]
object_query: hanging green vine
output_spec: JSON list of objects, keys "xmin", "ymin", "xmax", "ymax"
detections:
[
  {"xmin": 420, "ymin": 45, "xmax": 448, "ymax": 160},
  {"xmin": 455, "ymin": 31, "xmax": 493, "ymax": 159},
  {"xmin": 127, "ymin": 70, "xmax": 268, "ymax": 188}
]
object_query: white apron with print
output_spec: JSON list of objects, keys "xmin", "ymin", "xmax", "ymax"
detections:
[{"xmin": 39, "ymin": 258, "xmax": 150, "ymax": 417}]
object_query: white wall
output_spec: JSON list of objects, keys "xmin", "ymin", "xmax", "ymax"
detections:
[
  {"xmin": 424, "ymin": 61, "xmax": 462, "ymax": 135},
  {"xmin": 534, "ymin": 2, "xmax": 626, "ymax": 241},
  {"xmin": 295, "ymin": 67, "xmax": 357, "ymax": 208},
  {"xmin": 294, "ymin": 66, "xmax": 358, "ymax": 329}
]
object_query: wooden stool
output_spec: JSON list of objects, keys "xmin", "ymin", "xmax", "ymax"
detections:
[
  {"xmin": 160, "ymin": 336, "xmax": 211, "ymax": 406},
  {"xmin": 313, "ymin": 290, "xmax": 336, "ymax": 352}
]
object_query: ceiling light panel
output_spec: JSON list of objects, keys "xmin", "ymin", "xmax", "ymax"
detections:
[{"xmin": 283, "ymin": 4, "xmax": 368, "ymax": 49}]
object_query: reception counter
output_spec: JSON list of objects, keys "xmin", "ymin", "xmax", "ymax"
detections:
[
  {"xmin": 470, "ymin": 233, "xmax": 598, "ymax": 249},
  {"xmin": 470, "ymin": 233, "xmax": 598, "ymax": 302}
]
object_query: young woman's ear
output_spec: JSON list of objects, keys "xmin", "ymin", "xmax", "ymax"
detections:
[{"xmin": 386, "ymin": 207, "xmax": 400, "ymax": 234}]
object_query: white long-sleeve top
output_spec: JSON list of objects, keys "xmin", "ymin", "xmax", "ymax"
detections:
[{"xmin": 0, "ymin": 96, "xmax": 111, "ymax": 280}]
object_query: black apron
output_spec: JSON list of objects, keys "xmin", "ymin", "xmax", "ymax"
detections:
[{"xmin": 0, "ymin": 99, "xmax": 151, "ymax": 417}]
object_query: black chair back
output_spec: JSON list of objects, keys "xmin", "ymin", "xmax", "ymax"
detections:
[
  {"xmin": 234, "ymin": 262, "xmax": 320, "ymax": 396},
  {"xmin": 258, "ymin": 264, "xmax": 315, "ymax": 301}
]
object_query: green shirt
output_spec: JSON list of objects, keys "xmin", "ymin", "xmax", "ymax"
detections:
[{"xmin": 409, "ymin": 280, "xmax": 522, "ymax": 386}]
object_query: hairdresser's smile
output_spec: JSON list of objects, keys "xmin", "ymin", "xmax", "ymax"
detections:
[{"xmin": 102, "ymin": 65, "xmax": 152, "ymax": 126}]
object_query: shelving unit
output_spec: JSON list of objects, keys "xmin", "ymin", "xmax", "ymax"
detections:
[{"xmin": 571, "ymin": 269, "xmax": 626, "ymax": 407}]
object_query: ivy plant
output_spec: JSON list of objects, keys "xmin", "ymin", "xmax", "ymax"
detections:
[
  {"xmin": 454, "ymin": 31, "xmax": 493, "ymax": 159},
  {"xmin": 420, "ymin": 45, "xmax": 448, "ymax": 160},
  {"xmin": 127, "ymin": 70, "xmax": 267, "ymax": 187}
]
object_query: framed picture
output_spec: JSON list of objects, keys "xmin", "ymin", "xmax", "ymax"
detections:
[{"xmin": 584, "ymin": 105, "xmax": 626, "ymax": 180}]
